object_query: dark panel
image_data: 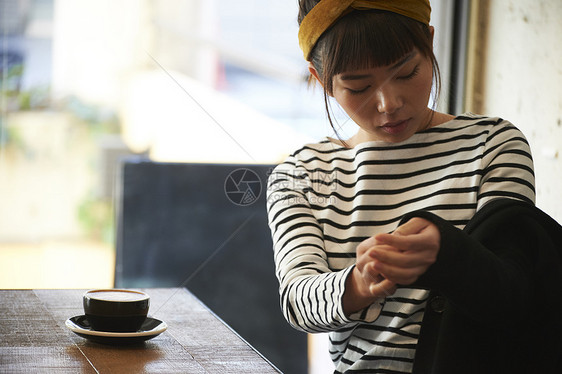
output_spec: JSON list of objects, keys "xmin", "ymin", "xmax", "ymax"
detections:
[{"xmin": 115, "ymin": 160, "xmax": 307, "ymax": 374}]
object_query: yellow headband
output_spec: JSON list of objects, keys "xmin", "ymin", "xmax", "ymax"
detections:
[{"xmin": 298, "ymin": 0, "xmax": 431, "ymax": 61}]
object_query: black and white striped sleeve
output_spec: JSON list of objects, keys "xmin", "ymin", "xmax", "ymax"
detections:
[
  {"xmin": 266, "ymin": 159, "xmax": 383, "ymax": 333},
  {"xmin": 477, "ymin": 118, "xmax": 536, "ymax": 207}
]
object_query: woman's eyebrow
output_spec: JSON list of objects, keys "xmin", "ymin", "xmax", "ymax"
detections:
[{"xmin": 339, "ymin": 51, "xmax": 418, "ymax": 81}]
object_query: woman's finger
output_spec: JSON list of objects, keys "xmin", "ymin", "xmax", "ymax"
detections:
[
  {"xmin": 393, "ymin": 217, "xmax": 430, "ymax": 236},
  {"xmin": 369, "ymin": 279, "xmax": 397, "ymax": 297},
  {"xmin": 373, "ymin": 260, "xmax": 427, "ymax": 285},
  {"xmin": 369, "ymin": 245, "xmax": 435, "ymax": 268},
  {"xmin": 375, "ymin": 221, "xmax": 440, "ymax": 252}
]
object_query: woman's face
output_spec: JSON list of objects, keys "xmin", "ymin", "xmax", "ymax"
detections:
[{"xmin": 330, "ymin": 49, "xmax": 435, "ymax": 144}]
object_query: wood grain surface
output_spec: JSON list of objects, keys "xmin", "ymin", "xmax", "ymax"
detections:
[{"xmin": 0, "ymin": 288, "xmax": 281, "ymax": 373}]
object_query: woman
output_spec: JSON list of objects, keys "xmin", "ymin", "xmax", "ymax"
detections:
[{"xmin": 266, "ymin": 1, "xmax": 561, "ymax": 373}]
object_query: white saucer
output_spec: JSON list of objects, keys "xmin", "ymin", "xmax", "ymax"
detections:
[{"xmin": 66, "ymin": 315, "xmax": 167, "ymax": 345}]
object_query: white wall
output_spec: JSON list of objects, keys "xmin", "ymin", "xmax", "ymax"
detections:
[{"xmin": 482, "ymin": 0, "xmax": 562, "ymax": 222}]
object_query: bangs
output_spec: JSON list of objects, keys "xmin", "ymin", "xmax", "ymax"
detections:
[{"xmin": 313, "ymin": 10, "xmax": 432, "ymax": 94}]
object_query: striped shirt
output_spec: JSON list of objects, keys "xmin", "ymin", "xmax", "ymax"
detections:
[{"xmin": 266, "ymin": 114, "xmax": 535, "ymax": 373}]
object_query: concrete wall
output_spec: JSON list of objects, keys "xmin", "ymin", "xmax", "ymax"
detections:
[{"xmin": 480, "ymin": 0, "xmax": 562, "ymax": 222}]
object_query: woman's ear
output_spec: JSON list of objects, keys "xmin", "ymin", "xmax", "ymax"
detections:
[
  {"xmin": 308, "ymin": 63, "xmax": 322, "ymax": 84},
  {"xmin": 308, "ymin": 63, "xmax": 332, "ymax": 96},
  {"xmin": 429, "ymin": 26, "xmax": 435, "ymax": 48}
]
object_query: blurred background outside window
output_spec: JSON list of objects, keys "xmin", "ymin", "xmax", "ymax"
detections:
[
  {"xmin": 0, "ymin": 0, "xmax": 455, "ymax": 289},
  {"xmin": 0, "ymin": 0, "xmax": 322, "ymax": 289}
]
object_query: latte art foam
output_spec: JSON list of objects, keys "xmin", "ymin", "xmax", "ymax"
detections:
[{"xmin": 87, "ymin": 290, "xmax": 148, "ymax": 302}]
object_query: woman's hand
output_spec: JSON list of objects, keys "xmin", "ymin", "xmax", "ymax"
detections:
[
  {"xmin": 371, "ymin": 217, "xmax": 441, "ymax": 285},
  {"xmin": 343, "ymin": 236, "xmax": 397, "ymax": 316},
  {"xmin": 343, "ymin": 217, "xmax": 440, "ymax": 315}
]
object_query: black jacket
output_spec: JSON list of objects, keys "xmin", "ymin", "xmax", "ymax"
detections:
[{"xmin": 404, "ymin": 199, "xmax": 562, "ymax": 374}]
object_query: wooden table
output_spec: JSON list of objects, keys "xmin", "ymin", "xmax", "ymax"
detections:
[{"xmin": 0, "ymin": 288, "xmax": 282, "ymax": 373}]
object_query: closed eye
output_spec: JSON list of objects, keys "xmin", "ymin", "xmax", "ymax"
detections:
[
  {"xmin": 397, "ymin": 65, "xmax": 420, "ymax": 80},
  {"xmin": 347, "ymin": 86, "xmax": 371, "ymax": 95}
]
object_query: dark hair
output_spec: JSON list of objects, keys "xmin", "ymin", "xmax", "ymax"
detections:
[{"xmin": 298, "ymin": 0, "xmax": 441, "ymax": 140}]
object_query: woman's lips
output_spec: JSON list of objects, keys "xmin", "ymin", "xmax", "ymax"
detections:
[{"xmin": 380, "ymin": 119, "xmax": 409, "ymax": 135}]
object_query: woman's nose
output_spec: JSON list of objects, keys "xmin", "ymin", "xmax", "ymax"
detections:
[{"xmin": 375, "ymin": 84, "xmax": 402, "ymax": 114}]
